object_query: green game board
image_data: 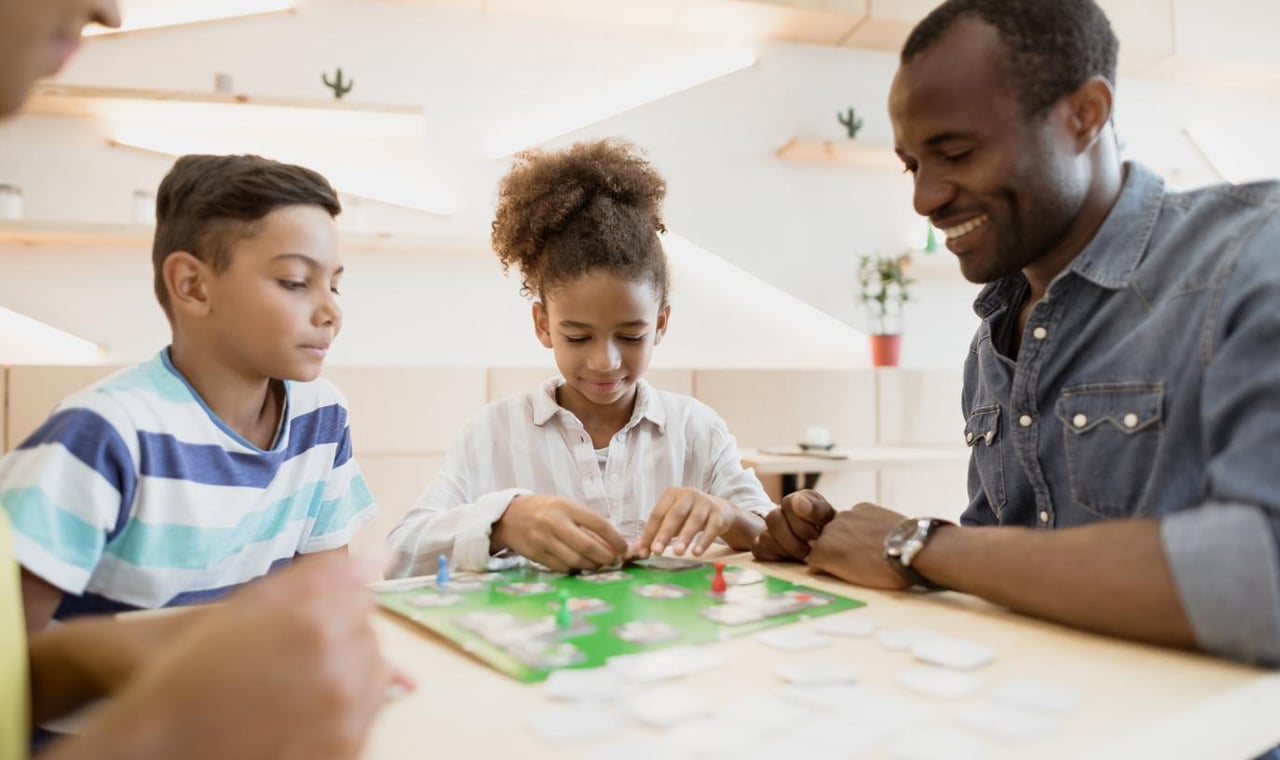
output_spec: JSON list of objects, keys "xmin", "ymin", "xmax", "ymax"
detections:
[{"xmin": 375, "ymin": 560, "xmax": 865, "ymax": 683}]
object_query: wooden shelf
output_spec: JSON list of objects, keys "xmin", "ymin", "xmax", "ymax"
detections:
[
  {"xmin": 0, "ymin": 220, "xmax": 485, "ymax": 254},
  {"xmin": 21, "ymin": 83, "xmax": 423, "ymax": 118},
  {"xmin": 776, "ymin": 137, "xmax": 903, "ymax": 172}
]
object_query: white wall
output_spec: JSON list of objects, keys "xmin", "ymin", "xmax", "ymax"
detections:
[{"xmin": 2, "ymin": 1, "xmax": 1279, "ymax": 369}]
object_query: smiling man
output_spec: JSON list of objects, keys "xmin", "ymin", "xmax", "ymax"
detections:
[{"xmin": 754, "ymin": 0, "xmax": 1280, "ymax": 668}]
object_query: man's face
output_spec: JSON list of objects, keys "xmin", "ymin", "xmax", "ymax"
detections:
[
  {"xmin": 889, "ymin": 17, "xmax": 1084, "ymax": 284},
  {"xmin": 0, "ymin": 0, "xmax": 120, "ymax": 115}
]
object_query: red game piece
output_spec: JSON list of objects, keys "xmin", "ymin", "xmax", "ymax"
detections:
[{"xmin": 711, "ymin": 562, "xmax": 727, "ymax": 594}]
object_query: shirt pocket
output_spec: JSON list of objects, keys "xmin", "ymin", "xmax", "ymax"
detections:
[
  {"xmin": 1056, "ymin": 383, "xmax": 1164, "ymax": 518},
  {"xmin": 965, "ymin": 404, "xmax": 1006, "ymax": 514}
]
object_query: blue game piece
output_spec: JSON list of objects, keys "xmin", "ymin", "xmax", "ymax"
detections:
[{"xmin": 436, "ymin": 554, "xmax": 451, "ymax": 586}]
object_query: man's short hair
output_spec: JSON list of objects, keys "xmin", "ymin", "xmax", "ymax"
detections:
[
  {"xmin": 152, "ymin": 154, "xmax": 341, "ymax": 317},
  {"xmin": 902, "ymin": 0, "xmax": 1119, "ymax": 117}
]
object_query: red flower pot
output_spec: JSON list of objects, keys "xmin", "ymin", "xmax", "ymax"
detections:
[{"xmin": 869, "ymin": 334, "xmax": 901, "ymax": 367}]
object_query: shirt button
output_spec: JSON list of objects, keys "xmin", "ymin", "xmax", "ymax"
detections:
[
  {"xmin": 1072, "ymin": 413, "xmax": 1088, "ymax": 428},
  {"xmin": 1039, "ymin": 510, "xmax": 1050, "ymax": 523},
  {"xmin": 966, "ymin": 431, "xmax": 975, "ymax": 444},
  {"xmin": 1123, "ymin": 413, "xmax": 1139, "ymax": 429},
  {"xmin": 984, "ymin": 431, "xmax": 994, "ymax": 445},
  {"xmin": 1032, "ymin": 326, "xmax": 1048, "ymax": 340},
  {"xmin": 1018, "ymin": 414, "xmax": 1033, "ymax": 427}
]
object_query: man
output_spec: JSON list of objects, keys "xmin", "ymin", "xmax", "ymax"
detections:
[
  {"xmin": 754, "ymin": 0, "xmax": 1280, "ymax": 668},
  {"xmin": 0, "ymin": 2, "xmax": 399, "ymax": 758}
]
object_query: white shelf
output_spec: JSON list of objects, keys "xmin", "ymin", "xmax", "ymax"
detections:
[
  {"xmin": 776, "ymin": 137, "xmax": 902, "ymax": 172},
  {"xmin": 21, "ymin": 83, "xmax": 422, "ymax": 118},
  {"xmin": 0, "ymin": 220, "xmax": 485, "ymax": 255},
  {"xmin": 742, "ymin": 445, "xmax": 969, "ymax": 475}
]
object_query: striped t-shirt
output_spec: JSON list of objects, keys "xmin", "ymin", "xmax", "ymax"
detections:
[
  {"xmin": 0, "ymin": 349, "xmax": 377, "ymax": 617},
  {"xmin": 386, "ymin": 378, "xmax": 775, "ymax": 576}
]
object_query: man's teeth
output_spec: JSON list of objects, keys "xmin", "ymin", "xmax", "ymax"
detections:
[{"xmin": 943, "ymin": 215, "xmax": 988, "ymax": 239}]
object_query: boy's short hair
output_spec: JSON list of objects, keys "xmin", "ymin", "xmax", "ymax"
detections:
[{"xmin": 152, "ymin": 154, "xmax": 342, "ymax": 317}]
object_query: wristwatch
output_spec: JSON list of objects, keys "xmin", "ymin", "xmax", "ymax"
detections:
[{"xmin": 883, "ymin": 517, "xmax": 954, "ymax": 591}]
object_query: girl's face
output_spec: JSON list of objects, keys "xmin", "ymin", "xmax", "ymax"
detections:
[{"xmin": 534, "ymin": 270, "xmax": 669, "ymax": 416}]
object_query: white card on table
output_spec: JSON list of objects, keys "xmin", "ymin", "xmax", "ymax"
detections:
[
  {"xmin": 543, "ymin": 667, "xmax": 630, "ymax": 702},
  {"xmin": 606, "ymin": 645, "xmax": 726, "ymax": 683},
  {"xmin": 527, "ymin": 705, "xmax": 621, "ymax": 744},
  {"xmin": 623, "ymin": 684, "xmax": 713, "ymax": 728},
  {"xmin": 958, "ymin": 702, "xmax": 1057, "ymax": 740},
  {"xmin": 896, "ymin": 666, "xmax": 984, "ymax": 700},
  {"xmin": 814, "ymin": 615, "xmax": 878, "ymax": 637},
  {"xmin": 878, "ymin": 628, "xmax": 940, "ymax": 651},
  {"xmin": 992, "ymin": 679, "xmax": 1081, "ymax": 713},
  {"xmin": 755, "ymin": 628, "xmax": 831, "ymax": 652},
  {"xmin": 911, "ymin": 636, "xmax": 996, "ymax": 670},
  {"xmin": 776, "ymin": 660, "xmax": 858, "ymax": 686}
]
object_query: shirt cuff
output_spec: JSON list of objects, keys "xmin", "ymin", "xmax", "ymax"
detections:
[
  {"xmin": 1161, "ymin": 504, "xmax": 1280, "ymax": 666},
  {"xmin": 452, "ymin": 488, "xmax": 531, "ymax": 572}
]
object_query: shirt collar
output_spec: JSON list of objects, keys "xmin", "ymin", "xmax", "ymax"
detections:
[
  {"xmin": 973, "ymin": 161, "xmax": 1166, "ymax": 318},
  {"xmin": 531, "ymin": 377, "xmax": 667, "ymax": 434}
]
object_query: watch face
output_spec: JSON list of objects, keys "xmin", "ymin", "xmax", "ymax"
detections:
[{"xmin": 886, "ymin": 518, "xmax": 921, "ymax": 548}]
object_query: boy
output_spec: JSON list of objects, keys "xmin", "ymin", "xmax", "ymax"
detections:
[{"xmin": 2, "ymin": 153, "xmax": 377, "ymax": 633}]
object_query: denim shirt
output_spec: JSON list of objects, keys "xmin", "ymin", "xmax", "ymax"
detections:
[{"xmin": 960, "ymin": 162, "xmax": 1280, "ymax": 666}]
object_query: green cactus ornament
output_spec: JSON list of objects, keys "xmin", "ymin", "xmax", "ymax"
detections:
[
  {"xmin": 837, "ymin": 107, "xmax": 864, "ymax": 138},
  {"xmin": 322, "ymin": 67, "xmax": 354, "ymax": 99}
]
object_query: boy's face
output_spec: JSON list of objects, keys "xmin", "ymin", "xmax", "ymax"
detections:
[
  {"xmin": 534, "ymin": 270, "xmax": 668, "ymax": 415},
  {"xmin": 202, "ymin": 204, "xmax": 343, "ymax": 383},
  {"xmin": 0, "ymin": 0, "xmax": 120, "ymax": 116}
]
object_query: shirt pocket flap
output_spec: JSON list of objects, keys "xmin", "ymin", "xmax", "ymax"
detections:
[
  {"xmin": 964, "ymin": 405, "xmax": 1001, "ymax": 447},
  {"xmin": 1056, "ymin": 384, "xmax": 1164, "ymax": 435}
]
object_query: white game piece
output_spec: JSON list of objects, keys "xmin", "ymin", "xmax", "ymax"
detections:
[
  {"xmin": 878, "ymin": 628, "xmax": 940, "ymax": 651},
  {"xmin": 755, "ymin": 628, "xmax": 831, "ymax": 652},
  {"xmin": 606, "ymin": 645, "xmax": 726, "ymax": 683},
  {"xmin": 781, "ymin": 683, "xmax": 869, "ymax": 711},
  {"xmin": 776, "ymin": 660, "xmax": 858, "ymax": 686},
  {"xmin": 896, "ymin": 666, "xmax": 985, "ymax": 700},
  {"xmin": 992, "ymin": 679, "xmax": 1082, "ymax": 713},
  {"xmin": 527, "ymin": 705, "xmax": 621, "ymax": 744},
  {"xmin": 813, "ymin": 615, "xmax": 878, "ymax": 637},
  {"xmin": 958, "ymin": 702, "xmax": 1058, "ymax": 740},
  {"xmin": 543, "ymin": 668, "xmax": 631, "ymax": 702},
  {"xmin": 887, "ymin": 726, "xmax": 991, "ymax": 760},
  {"xmin": 623, "ymin": 684, "xmax": 713, "ymax": 728},
  {"xmin": 911, "ymin": 636, "xmax": 996, "ymax": 670}
]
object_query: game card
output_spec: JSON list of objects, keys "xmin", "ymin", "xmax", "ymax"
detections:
[
  {"xmin": 405, "ymin": 592, "xmax": 464, "ymax": 608},
  {"xmin": 511, "ymin": 640, "xmax": 587, "ymax": 669},
  {"xmin": 579, "ymin": 570, "xmax": 630, "ymax": 584},
  {"xmin": 633, "ymin": 583, "xmax": 691, "ymax": 600},
  {"xmin": 497, "ymin": 582, "xmax": 557, "ymax": 596},
  {"xmin": 699, "ymin": 604, "xmax": 765, "ymax": 625},
  {"xmin": 548, "ymin": 596, "xmax": 612, "ymax": 615},
  {"xmin": 614, "ymin": 620, "xmax": 682, "ymax": 644},
  {"xmin": 723, "ymin": 569, "xmax": 765, "ymax": 586}
]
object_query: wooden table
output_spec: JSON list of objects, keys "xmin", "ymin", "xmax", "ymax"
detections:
[{"xmin": 363, "ymin": 552, "xmax": 1280, "ymax": 759}]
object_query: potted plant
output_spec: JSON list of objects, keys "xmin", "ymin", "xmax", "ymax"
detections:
[{"xmin": 857, "ymin": 253, "xmax": 913, "ymax": 367}]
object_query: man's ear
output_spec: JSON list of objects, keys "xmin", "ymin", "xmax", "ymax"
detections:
[
  {"xmin": 532, "ymin": 301, "xmax": 553, "ymax": 349},
  {"xmin": 164, "ymin": 251, "xmax": 212, "ymax": 317},
  {"xmin": 1066, "ymin": 76, "xmax": 1113, "ymax": 150},
  {"xmin": 653, "ymin": 303, "xmax": 671, "ymax": 346}
]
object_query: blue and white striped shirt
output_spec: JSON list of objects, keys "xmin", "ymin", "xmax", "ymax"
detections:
[{"xmin": 0, "ymin": 349, "xmax": 377, "ymax": 617}]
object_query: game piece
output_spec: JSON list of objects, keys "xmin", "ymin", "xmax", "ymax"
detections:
[
  {"xmin": 711, "ymin": 562, "xmax": 727, "ymax": 594},
  {"xmin": 911, "ymin": 636, "xmax": 995, "ymax": 670},
  {"xmin": 436, "ymin": 554, "xmax": 450, "ymax": 586},
  {"xmin": 896, "ymin": 666, "xmax": 985, "ymax": 700},
  {"xmin": 527, "ymin": 705, "xmax": 621, "ymax": 744},
  {"xmin": 814, "ymin": 614, "xmax": 878, "ymax": 637},
  {"xmin": 699, "ymin": 604, "xmax": 765, "ymax": 625},
  {"xmin": 958, "ymin": 702, "xmax": 1057, "ymax": 740},
  {"xmin": 632, "ymin": 583, "xmax": 690, "ymax": 599},
  {"xmin": 776, "ymin": 661, "xmax": 858, "ymax": 686},
  {"xmin": 623, "ymin": 684, "xmax": 713, "ymax": 728},
  {"xmin": 755, "ymin": 628, "xmax": 830, "ymax": 651},
  {"xmin": 614, "ymin": 621, "xmax": 681, "ymax": 645},
  {"xmin": 555, "ymin": 590, "xmax": 573, "ymax": 630},
  {"xmin": 991, "ymin": 679, "xmax": 1081, "ymax": 713},
  {"xmin": 544, "ymin": 668, "xmax": 632, "ymax": 702},
  {"xmin": 607, "ymin": 645, "xmax": 726, "ymax": 683},
  {"xmin": 885, "ymin": 726, "xmax": 991, "ymax": 760}
]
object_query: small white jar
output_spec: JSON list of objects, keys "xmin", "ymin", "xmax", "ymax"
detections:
[{"xmin": 0, "ymin": 184, "xmax": 23, "ymax": 220}]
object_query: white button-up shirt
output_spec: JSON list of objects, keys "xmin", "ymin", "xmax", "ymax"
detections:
[{"xmin": 386, "ymin": 378, "xmax": 775, "ymax": 576}]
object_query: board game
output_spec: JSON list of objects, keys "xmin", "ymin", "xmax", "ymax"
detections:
[{"xmin": 375, "ymin": 557, "xmax": 866, "ymax": 683}]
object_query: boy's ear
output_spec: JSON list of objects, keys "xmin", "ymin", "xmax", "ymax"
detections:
[
  {"xmin": 164, "ymin": 251, "xmax": 212, "ymax": 317},
  {"xmin": 653, "ymin": 304, "xmax": 671, "ymax": 346},
  {"xmin": 532, "ymin": 302, "xmax": 553, "ymax": 349}
]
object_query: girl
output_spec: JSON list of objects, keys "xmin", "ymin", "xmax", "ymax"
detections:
[{"xmin": 387, "ymin": 139, "xmax": 773, "ymax": 575}]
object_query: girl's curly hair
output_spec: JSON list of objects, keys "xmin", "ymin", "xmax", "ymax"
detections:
[{"xmin": 491, "ymin": 138, "xmax": 669, "ymax": 302}]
